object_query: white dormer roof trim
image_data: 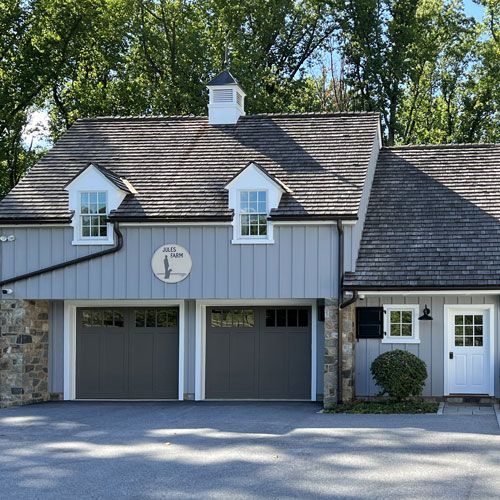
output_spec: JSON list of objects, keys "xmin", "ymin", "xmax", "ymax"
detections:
[{"xmin": 225, "ymin": 161, "xmax": 292, "ymax": 194}]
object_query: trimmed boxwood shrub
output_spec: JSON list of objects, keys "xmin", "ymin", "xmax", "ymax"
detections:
[{"xmin": 370, "ymin": 349, "xmax": 428, "ymax": 400}]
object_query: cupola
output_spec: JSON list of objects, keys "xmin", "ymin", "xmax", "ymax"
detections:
[{"xmin": 207, "ymin": 70, "xmax": 245, "ymax": 125}]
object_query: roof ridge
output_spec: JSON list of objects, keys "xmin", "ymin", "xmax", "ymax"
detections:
[
  {"xmin": 76, "ymin": 111, "xmax": 381, "ymax": 122},
  {"xmin": 384, "ymin": 143, "xmax": 499, "ymax": 150}
]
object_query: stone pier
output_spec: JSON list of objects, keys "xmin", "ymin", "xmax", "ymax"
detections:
[{"xmin": 0, "ymin": 300, "xmax": 50, "ymax": 407}]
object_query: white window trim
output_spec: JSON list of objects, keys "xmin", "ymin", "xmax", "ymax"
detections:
[
  {"xmin": 232, "ymin": 188, "xmax": 274, "ymax": 244},
  {"xmin": 382, "ymin": 304, "xmax": 420, "ymax": 344},
  {"xmin": 72, "ymin": 190, "xmax": 114, "ymax": 246}
]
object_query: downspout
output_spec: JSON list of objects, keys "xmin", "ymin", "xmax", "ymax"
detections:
[
  {"xmin": 0, "ymin": 222, "xmax": 123, "ymax": 290},
  {"xmin": 336, "ymin": 220, "xmax": 344, "ymax": 404}
]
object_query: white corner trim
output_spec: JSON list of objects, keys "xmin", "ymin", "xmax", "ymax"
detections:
[
  {"xmin": 194, "ymin": 299, "xmax": 318, "ymax": 401},
  {"xmin": 63, "ymin": 299, "xmax": 186, "ymax": 401},
  {"xmin": 443, "ymin": 303, "xmax": 495, "ymax": 396}
]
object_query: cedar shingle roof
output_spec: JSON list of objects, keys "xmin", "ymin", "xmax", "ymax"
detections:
[
  {"xmin": 0, "ymin": 113, "xmax": 380, "ymax": 223},
  {"xmin": 344, "ymin": 144, "xmax": 500, "ymax": 290}
]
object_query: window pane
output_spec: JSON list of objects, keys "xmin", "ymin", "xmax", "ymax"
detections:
[
  {"xmin": 82, "ymin": 226, "xmax": 90, "ymax": 237},
  {"xmin": 474, "ymin": 315, "xmax": 483, "ymax": 325},
  {"xmin": 390, "ymin": 310, "xmax": 400, "ymax": 323},
  {"xmin": 455, "ymin": 325, "xmax": 463, "ymax": 335},
  {"xmin": 82, "ymin": 311, "xmax": 92, "ymax": 327},
  {"xmin": 113, "ymin": 311, "xmax": 124, "ymax": 327},
  {"xmin": 103, "ymin": 310, "xmax": 113, "ymax": 326},
  {"xmin": 241, "ymin": 309, "xmax": 254, "ymax": 327},
  {"xmin": 258, "ymin": 191, "xmax": 266, "ymax": 202},
  {"xmin": 91, "ymin": 310, "xmax": 102, "ymax": 326},
  {"xmin": 455, "ymin": 315, "xmax": 464, "ymax": 325},
  {"xmin": 135, "ymin": 310, "xmax": 145, "ymax": 327},
  {"xmin": 287, "ymin": 309, "xmax": 298, "ymax": 327},
  {"xmin": 249, "ymin": 191, "xmax": 258, "ymax": 202},
  {"xmin": 475, "ymin": 325, "xmax": 483, "ymax": 336},
  {"xmin": 276, "ymin": 309, "xmax": 286, "ymax": 327},
  {"xmin": 146, "ymin": 309, "xmax": 156, "ymax": 327},
  {"xmin": 90, "ymin": 192, "xmax": 97, "ymax": 207},
  {"xmin": 221, "ymin": 311, "xmax": 232, "ymax": 327},
  {"xmin": 98, "ymin": 192, "xmax": 106, "ymax": 204},
  {"xmin": 81, "ymin": 193, "xmax": 89, "ymax": 213},
  {"xmin": 390, "ymin": 323, "xmax": 400, "ymax": 336},
  {"xmin": 474, "ymin": 337, "xmax": 483, "ymax": 347},
  {"xmin": 464, "ymin": 325, "xmax": 473, "ymax": 336},
  {"xmin": 258, "ymin": 224, "xmax": 267, "ymax": 236},
  {"xmin": 240, "ymin": 191, "xmax": 248, "ymax": 204},
  {"xmin": 167, "ymin": 309, "xmax": 178, "ymax": 327},
  {"xmin": 257, "ymin": 201, "xmax": 266, "ymax": 213},
  {"xmin": 99, "ymin": 225, "xmax": 107, "ymax": 237},
  {"xmin": 298, "ymin": 309, "xmax": 308, "ymax": 327},
  {"xmin": 465, "ymin": 337, "xmax": 473, "ymax": 346},
  {"xmin": 401, "ymin": 310, "xmax": 412, "ymax": 323},
  {"xmin": 265, "ymin": 309, "xmax": 275, "ymax": 327},
  {"xmin": 82, "ymin": 216, "xmax": 90, "ymax": 226},
  {"xmin": 250, "ymin": 225, "xmax": 258, "ymax": 235},
  {"xmin": 241, "ymin": 224, "xmax": 249, "ymax": 236},
  {"xmin": 464, "ymin": 315, "xmax": 473, "ymax": 325},
  {"xmin": 401, "ymin": 324, "xmax": 412, "ymax": 336},
  {"xmin": 211, "ymin": 310, "xmax": 222, "ymax": 327},
  {"xmin": 157, "ymin": 310, "xmax": 167, "ymax": 327},
  {"xmin": 91, "ymin": 226, "xmax": 99, "ymax": 237},
  {"xmin": 455, "ymin": 336, "xmax": 463, "ymax": 346}
]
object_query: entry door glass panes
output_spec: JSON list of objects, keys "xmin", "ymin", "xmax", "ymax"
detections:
[{"xmin": 454, "ymin": 314, "xmax": 483, "ymax": 346}]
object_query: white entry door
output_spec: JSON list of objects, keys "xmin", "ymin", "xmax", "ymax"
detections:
[{"xmin": 446, "ymin": 306, "xmax": 494, "ymax": 395}]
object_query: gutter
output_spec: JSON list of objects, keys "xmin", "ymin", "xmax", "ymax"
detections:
[{"xmin": 0, "ymin": 222, "xmax": 123, "ymax": 290}]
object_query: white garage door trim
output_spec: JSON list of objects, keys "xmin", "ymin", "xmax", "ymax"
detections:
[
  {"xmin": 194, "ymin": 299, "xmax": 318, "ymax": 401},
  {"xmin": 443, "ymin": 303, "xmax": 494, "ymax": 396},
  {"xmin": 64, "ymin": 300, "xmax": 185, "ymax": 401}
]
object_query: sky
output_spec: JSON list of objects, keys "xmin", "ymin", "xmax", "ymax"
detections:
[{"xmin": 22, "ymin": 0, "xmax": 486, "ymax": 149}]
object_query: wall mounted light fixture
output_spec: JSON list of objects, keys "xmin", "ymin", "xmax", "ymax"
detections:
[{"xmin": 418, "ymin": 304, "xmax": 433, "ymax": 321}]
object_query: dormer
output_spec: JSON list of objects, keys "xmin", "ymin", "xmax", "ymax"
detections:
[
  {"xmin": 64, "ymin": 163, "xmax": 135, "ymax": 245},
  {"xmin": 225, "ymin": 162, "xmax": 291, "ymax": 244},
  {"xmin": 207, "ymin": 70, "xmax": 246, "ymax": 125}
]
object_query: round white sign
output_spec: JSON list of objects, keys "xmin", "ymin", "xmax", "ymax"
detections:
[{"xmin": 151, "ymin": 244, "xmax": 192, "ymax": 283}]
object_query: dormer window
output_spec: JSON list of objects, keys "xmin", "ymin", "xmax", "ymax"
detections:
[
  {"xmin": 64, "ymin": 163, "xmax": 135, "ymax": 246},
  {"xmin": 80, "ymin": 191, "xmax": 108, "ymax": 238},
  {"xmin": 225, "ymin": 161, "xmax": 292, "ymax": 245},
  {"xmin": 240, "ymin": 191, "xmax": 268, "ymax": 237}
]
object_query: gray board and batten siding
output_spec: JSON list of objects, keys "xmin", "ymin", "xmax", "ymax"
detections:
[
  {"xmin": 0, "ymin": 225, "xmax": 339, "ymax": 300},
  {"xmin": 355, "ymin": 295, "xmax": 500, "ymax": 398}
]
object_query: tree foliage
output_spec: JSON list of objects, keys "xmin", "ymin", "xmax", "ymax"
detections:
[{"xmin": 0, "ymin": 0, "xmax": 498, "ymax": 196}]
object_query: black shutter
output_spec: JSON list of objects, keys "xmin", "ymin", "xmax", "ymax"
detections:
[{"xmin": 356, "ymin": 307, "xmax": 383, "ymax": 339}]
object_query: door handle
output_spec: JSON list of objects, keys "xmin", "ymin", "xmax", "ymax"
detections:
[{"xmin": 449, "ymin": 352, "xmax": 454, "ymax": 360}]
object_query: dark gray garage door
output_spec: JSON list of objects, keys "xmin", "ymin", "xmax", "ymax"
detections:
[
  {"xmin": 76, "ymin": 307, "xmax": 179, "ymax": 399},
  {"xmin": 206, "ymin": 307, "xmax": 311, "ymax": 399}
]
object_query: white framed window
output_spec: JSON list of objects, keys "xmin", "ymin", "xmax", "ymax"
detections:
[
  {"xmin": 239, "ymin": 190, "xmax": 268, "ymax": 238},
  {"xmin": 383, "ymin": 304, "xmax": 420, "ymax": 344},
  {"xmin": 79, "ymin": 191, "xmax": 108, "ymax": 239}
]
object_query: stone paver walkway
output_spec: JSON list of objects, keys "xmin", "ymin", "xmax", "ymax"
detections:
[{"xmin": 443, "ymin": 402, "xmax": 495, "ymax": 415}]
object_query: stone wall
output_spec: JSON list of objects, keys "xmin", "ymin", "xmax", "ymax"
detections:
[
  {"xmin": 340, "ymin": 302, "xmax": 356, "ymax": 402},
  {"xmin": 0, "ymin": 300, "xmax": 50, "ymax": 407},
  {"xmin": 323, "ymin": 298, "xmax": 339, "ymax": 409}
]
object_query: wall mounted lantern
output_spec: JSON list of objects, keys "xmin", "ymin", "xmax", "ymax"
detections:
[{"xmin": 418, "ymin": 305, "xmax": 433, "ymax": 321}]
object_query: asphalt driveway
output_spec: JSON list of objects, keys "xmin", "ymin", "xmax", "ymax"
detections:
[{"xmin": 0, "ymin": 402, "xmax": 499, "ymax": 499}]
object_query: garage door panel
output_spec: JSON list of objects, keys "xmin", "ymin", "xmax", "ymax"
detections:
[
  {"xmin": 76, "ymin": 332, "xmax": 100, "ymax": 398},
  {"xmin": 100, "ymin": 331, "xmax": 128, "ymax": 397},
  {"xmin": 287, "ymin": 332, "xmax": 311, "ymax": 398},
  {"xmin": 206, "ymin": 307, "xmax": 311, "ymax": 400},
  {"xmin": 259, "ymin": 333, "xmax": 287, "ymax": 398},
  {"xmin": 129, "ymin": 332, "xmax": 154, "ymax": 398},
  {"xmin": 229, "ymin": 332, "xmax": 258, "ymax": 397},
  {"xmin": 206, "ymin": 332, "xmax": 230, "ymax": 397},
  {"xmin": 154, "ymin": 332, "xmax": 179, "ymax": 398},
  {"xmin": 76, "ymin": 307, "xmax": 179, "ymax": 399}
]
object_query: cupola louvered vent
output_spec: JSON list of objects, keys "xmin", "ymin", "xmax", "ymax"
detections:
[
  {"xmin": 212, "ymin": 89, "xmax": 234, "ymax": 103},
  {"xmin": 207, "ymin": 70, "xmax": 246, "ymax": 125}
]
